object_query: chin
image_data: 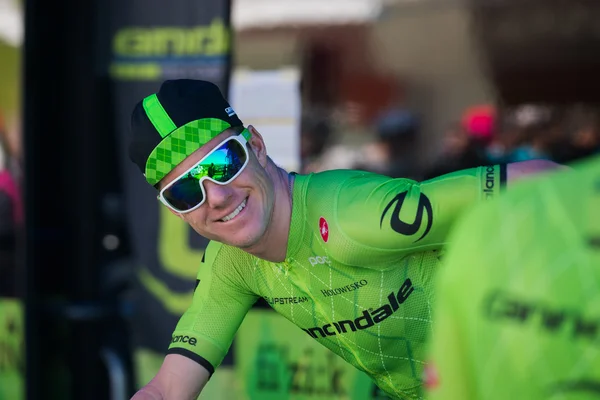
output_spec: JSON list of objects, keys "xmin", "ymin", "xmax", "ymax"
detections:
[
  {"xmin": 225, "ymin": 223, "xmax": 267, "ymax": 249},
  {"xmin": 207, "ymin": 195, "xmax": 273, "ymax": 249}
]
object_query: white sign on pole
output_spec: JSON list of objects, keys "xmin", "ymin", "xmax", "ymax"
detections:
[{"xmin": 229, "ymin": 68, "xmax": 301, "ymax": 172}]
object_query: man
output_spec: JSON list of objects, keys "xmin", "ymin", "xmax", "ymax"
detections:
[
  {"xmin": 426, "ymin": 156, "xmax": 600, "ymax": 399},
  {"xmin": 127, "ymin": 79, "xmax": 559, "ymax": 400}
]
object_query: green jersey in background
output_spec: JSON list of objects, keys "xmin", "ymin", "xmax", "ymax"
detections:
[{"xmin": 427, "ymin": 157, "xmax": 600, "ymax": 400}]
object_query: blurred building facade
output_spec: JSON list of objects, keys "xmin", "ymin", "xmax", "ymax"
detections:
[{"xmin": 231, "ymin": 0, "xmax": 495, "ymax": 174}]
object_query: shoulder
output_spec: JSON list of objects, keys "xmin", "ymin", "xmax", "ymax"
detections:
[
  {"xmin": 296, "ymin": 170, "xmax": 419, "ymax": 263},
  {"xmin": 298, "ymin": 169, "xmax": 385, "ymax": 222},
  {"xmin": 299, "ymin": 169, "xmax": 408, "ymax": 232},
  {"xmin": 302, "ymin": 169, "xmax": 383, "ymax": 191},
  {"xmin": 300, "ymin": 169, "xmax": 410, "ymax": 206},
  {"xmin": 202, "ymin": 240, "xmax": 257, "ymax": 274},
  {"xmin": 196, "ymin": 241, "xmax": 260, "ymax": 294}
]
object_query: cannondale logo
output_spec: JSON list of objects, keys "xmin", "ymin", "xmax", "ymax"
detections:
[{"xmin": 380, "ymin": 191, "xmax": 433, "ymax": 242}]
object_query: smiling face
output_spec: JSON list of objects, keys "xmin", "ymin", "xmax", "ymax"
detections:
[{"xmin": 158, "ymin": 126, "xmax": 276, "ymax": 249}]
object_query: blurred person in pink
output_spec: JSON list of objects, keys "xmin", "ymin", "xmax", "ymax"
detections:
[
  {"xmin": 462, "ymin": 104, "xmax": 496, "ymax": 143},
  {"xmin": 425, "ymin": 105, "xmax": 495, "ymax": 179}
]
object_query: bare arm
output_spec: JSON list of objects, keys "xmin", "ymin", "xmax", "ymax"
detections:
[
  {"xmin": 131, "ymin": 354, "xmax": 210, "ymax": 400},
  {"xmin": 506, "ymin": 159, "xmax": 567, "ymax": 183}
]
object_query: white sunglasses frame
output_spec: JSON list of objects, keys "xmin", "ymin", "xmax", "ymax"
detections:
[{"xmin": 157, "ymin": 133, "xmax": 250, "ymax": 214}]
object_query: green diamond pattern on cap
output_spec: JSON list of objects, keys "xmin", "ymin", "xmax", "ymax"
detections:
[{"xmin": 145, "ymin": 118, "xmax": 232, "ymax": 185}]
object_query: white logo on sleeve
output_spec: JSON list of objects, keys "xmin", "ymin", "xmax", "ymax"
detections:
[{"xmin": 225, "ymin": 107, "xmax": 236, "ymax": 117}]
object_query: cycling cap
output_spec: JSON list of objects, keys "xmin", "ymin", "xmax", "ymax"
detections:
[{"xmin": 129, "ymin": 79, "xmax": 243, "ymax": 186}]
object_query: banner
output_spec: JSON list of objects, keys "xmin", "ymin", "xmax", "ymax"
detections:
[
  {"xmin": 235, "ymin": 310, "xmax": 392, "ymax": 400},
  {"xmin": 103, "ymin": 0, "xmax": 232, "ymax": 389}
]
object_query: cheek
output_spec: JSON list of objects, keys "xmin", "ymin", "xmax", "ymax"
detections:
[
  {"xmin": 181, "ymin": 209, "xmax": 207, "ymax": 231},
  {"xmin": 244, "ymin": 159, "xmax": 271, "ymax": 190},
  {"xmin": 244, "ymin": 163, "xmax": 274, "ymax": 214},
  {"xmin": 259, "ymin": 170, "xmax": 275, "ymax": 201}
]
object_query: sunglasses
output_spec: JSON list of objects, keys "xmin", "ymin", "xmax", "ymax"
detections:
[{"xmin": 157, "ymin": 131, "xmax": 250, "ymax": 213}]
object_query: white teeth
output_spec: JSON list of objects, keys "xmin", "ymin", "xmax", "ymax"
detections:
[{"xmin": 221, "ymin": 199, "xmax": 247, "ymax": 222}]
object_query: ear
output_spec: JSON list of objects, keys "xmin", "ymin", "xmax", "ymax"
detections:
[{"xmin": 247, "ymin": 125, "xmax": 268, "ymax": 167}]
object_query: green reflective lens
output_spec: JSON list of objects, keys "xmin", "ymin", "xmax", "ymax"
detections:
[{"xmin": 161, "ymin": 135, "xmax": 248, "ymax": 212}]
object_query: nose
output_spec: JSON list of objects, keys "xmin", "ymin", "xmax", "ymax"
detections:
[{"xmin": 202, "ymin": 179, "xmax": 234, "ymax": 209}]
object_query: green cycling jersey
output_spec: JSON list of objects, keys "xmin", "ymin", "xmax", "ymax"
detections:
[{"xmin": 168, "ymin": 165, "xmax": 505, "ymax": 399}]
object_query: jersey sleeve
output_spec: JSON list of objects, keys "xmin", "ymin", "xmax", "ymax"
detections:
[
  {"xmin": 325, "ymin": 165, "xmax": 505, "ymax": 263},
  {"xmin": 167, "ymin": 240, "xmax": 259, "ymax": 374}
]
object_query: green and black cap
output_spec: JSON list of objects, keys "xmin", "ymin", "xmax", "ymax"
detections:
[{"xmin": 129, "ymin": 79, "xmax": 245, "ymax": 186}]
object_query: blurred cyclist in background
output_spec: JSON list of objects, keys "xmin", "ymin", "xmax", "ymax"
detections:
[
  {"xmin": 357, "ymin": 107, "xmax": 421, "ymax": 180},
  {"xmin": 426, "ymin": 153, "xmax": 599, "ymax": 400}
]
